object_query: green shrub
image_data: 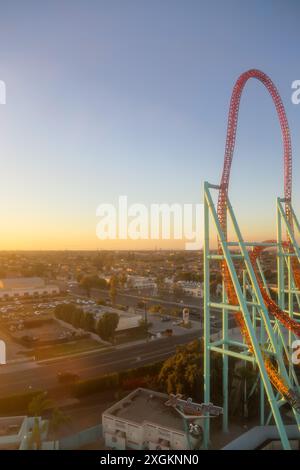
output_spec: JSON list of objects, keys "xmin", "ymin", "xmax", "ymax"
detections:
[
  {"xmin": 72, "ymin": 373, "xmax": 119, "ymax": 398},
  {"xmin": 71, "ymin": 361, "xmax": 163, "ymax": 398}
]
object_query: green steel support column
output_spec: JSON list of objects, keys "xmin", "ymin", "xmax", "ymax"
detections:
[
  {"xmin": 205, "ymin": 186, "xmax": 291, "ymax": 449},
  {"xmin": 256, "ymin": 259, "xmax": 266, "ymax": 425},
  {"xmin": 203, "ymin": 183, "xmax": 210, "ymax": 449},
  {"xmin": 203, "ymin": 184, "xmax": 300, "ymax": 449},
  {"xmin": 291, "ymin": 204, "xmax": 300, "ymax": 234},
  {"xmin": 222, "ymin": 281, "xmax": 229, "ymax": 433},
  {"xmin": 227, "ymin": 198, "xmax": 300, "ymax": 432},
  {"xmin": 287, "ymin": 256, "xmax": 293, "ymax": 381},
  {"xmin": 277, "ymin": 199, "xmax": 299, "ymax": 385},
  {"xmin": 277, "ymin": 200, "xmax": 285, "ymax": 311},
  {"xmin": 258, "ymin": 255, "xmax": 299, "ymax": 389},
  {"xmin": 259, "ymin": 354, "xmax": 265, "ymax": 425},
  {"xmin": 266, "ymin": 392, "xmax": 283, "ymax": 426},
  {"xmin": 227, "ymin": 199, "xmax": 289, "ymax": 376},
  {"xmin": 278, "ymin": 201, "xmax": 300, "ymax": 261},
  {"xmin": 276, "ymin": 200, "xmax": 287, "ymax": 375}
]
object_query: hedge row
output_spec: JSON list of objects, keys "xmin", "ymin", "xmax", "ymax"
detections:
[
  {"xmin": 72, "ymin": 361, "xmax": 163, "ymax": 398},
  {"xmin": 0, "ymin": 362, "xmax": 164, "ymax": 412}
]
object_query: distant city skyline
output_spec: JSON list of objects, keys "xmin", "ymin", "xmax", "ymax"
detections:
[{"xmin": 0, "ymin": 1, "xmax": 300, "ymax": 249}]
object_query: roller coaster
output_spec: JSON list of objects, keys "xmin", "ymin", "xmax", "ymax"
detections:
[{"xmin": 203, "ymin": 69, "xmax": 300, "ymax": 449}]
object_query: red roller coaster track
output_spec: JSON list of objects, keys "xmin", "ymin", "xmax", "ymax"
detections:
[
  {"xmin": 216, "ymin": 69, "xmax": 300, "ymax": 406},
  {"xmin": 217, "ymin": 69, "xmax": 292, "ymax": 233}
]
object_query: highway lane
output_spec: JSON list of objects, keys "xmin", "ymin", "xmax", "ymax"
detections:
[{"xmin": 0, "ymin": 330, "xmax": 202, "ymax": 398}]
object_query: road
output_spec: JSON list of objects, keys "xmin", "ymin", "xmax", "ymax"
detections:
[
  {"xmin": 77, "ymin": 286, "xmax": 202, "ymax": 312},
  {"xmin": 0, "ymin": 285, "xmax": 236, "ymax": 399},
  {"xmin": 0, "ymin": 330, "xmax": 202, "ymax": 398},
  {"xmin": 76, "ymin": 286, "xmax": 236, "ymax": 328}
]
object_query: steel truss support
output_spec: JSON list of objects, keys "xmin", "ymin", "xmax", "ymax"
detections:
[{"xmin": 203, "ymin": 182, "xmax": 300, "ymax": 450}]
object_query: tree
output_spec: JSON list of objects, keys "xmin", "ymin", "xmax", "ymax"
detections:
[
  {"xmin": 97, "ymin": 312, "xmax": 119, "ymax": 341},
  {"xmin": 79, "ymin": 311, "xmax": 88, "ymax": 330},
  {"xmin": 149, "ymin": 304, "xmax": 162, "ymax": 314},
  {"xmin": 175, "ymin": 272, "xmax": 202, "ymax": 282},
  {"xmin": 54, "ymin": 304, "xmax": 84, "ymax": 327},
  {"xmin": 49, "ymin": 407, "xmax": 71, "ymax": 450},
  {"xmin": 170, "ymin": 307, "xmax": 181, "ymax": 317},
  {"xmin": 84, "ymin": 312, "xmax": 96, "ymax": 332},
  {"xmin": 80, "ymin": 275, "xmax": 108, "ymax": 296},
  {"xmin": 71, "ymin": 308, "xmax": 83, "ymax": 328},
  {"xmin": 159, "ymin": 340, "xmax": 203, "ymax": 400},
  {"xmin": 28, "ymin": 392, "xmax": 53, "ymax": 417},
  {"xmin": 158, "ymin": 339, "xmax": 225, "ymax": 405},
  {"xmin": 28, "ymin": 392, "xmax": 53, "ymax": 450}
]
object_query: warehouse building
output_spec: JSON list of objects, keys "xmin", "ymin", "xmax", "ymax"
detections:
[{"xmin": 0, "ymin": 277, "xmax": 59, "ymax": 299}]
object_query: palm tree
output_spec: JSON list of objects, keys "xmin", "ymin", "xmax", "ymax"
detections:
[
  {"xmin": 28, "ymin": 392, "xmax": 53, "ymax": 450},
  {"xmin": 28, "ymin": 392, "xmax": 53, "ymax": 416},
  {"xmin": 49, "ymin": 407, "xmax": 71, "ymax": 450}
]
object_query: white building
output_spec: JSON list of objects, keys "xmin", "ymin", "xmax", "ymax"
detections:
[
  {"xmin": 102, "ymin": 388, "xmax": 201, "ymax": 450},
  {"xmin": 94, "ymin": 306, "xmax": 142, "ymax": 332},
  {"xmin": 177, "ymin": 281, "xmax": 203, "ymax": 298},
  {"xmin": 0, "ymin": 415, "xmax": 52, "ymax": 450},
  {"xmin": 0, "ymin": 277, "xmax": 59, "ymax": 300},
  {"xmin": 126, "ymin": 276, "xmax": 157, "ymax": 291},
  {"xmin": 163, "ymin": 277, "xmax": 175, "ymax": 292}
]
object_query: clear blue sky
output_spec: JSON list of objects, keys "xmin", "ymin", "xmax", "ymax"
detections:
[{"xmin": 0, "ymin": 0, "xmax": 299, "ymax": 248}]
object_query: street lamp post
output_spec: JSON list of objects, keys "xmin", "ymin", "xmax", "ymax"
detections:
[{"xmin": 143, "ymin": 298, "xmax": 148, "ymax": 325}]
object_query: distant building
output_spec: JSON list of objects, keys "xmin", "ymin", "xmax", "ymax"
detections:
[
  {"xmin": 163, "ymin": 277, "xmax": 175, "ymax": 292},
  {"xmin": 177, "ymin": 281, "xmax": 203, "ymax": 298},
  {"xmin": 126, "ymin": 276, "xmax": 157, "ymax": 291},
  {"xmin": 93, "ymin": 307, "xmax": 142, "ymax": 333},
  {"xmin": 0, "ymin": 277, "xmax": 59, "ymax": 300},
  {"xmin": 102, "ymin": 388, "xmax": 202, "ymax": 450}
]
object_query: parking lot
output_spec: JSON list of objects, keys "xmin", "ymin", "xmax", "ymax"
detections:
[{"xmin": 0, "ymin": 295, "xmax": 102, "ymax": 361}]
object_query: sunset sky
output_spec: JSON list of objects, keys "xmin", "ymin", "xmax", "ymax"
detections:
[{"xmin": 0, "ymin": 0, "xmax": 300, "ymax": 249}]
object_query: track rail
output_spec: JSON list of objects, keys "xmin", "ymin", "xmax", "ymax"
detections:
[
  {"xmin": 217, "ymin": 69, "xmax": 299, "ymax": 408},
  {"xmin": 217, "ymin": 69, "xmax": 292, "ymax": 231}
]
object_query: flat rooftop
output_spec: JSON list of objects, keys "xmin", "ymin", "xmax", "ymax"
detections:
[
  {"xmin": 104, "ymin": 388, "xmax": 185, "ymax": 432},
  {"xmin": 0, "ymin": 277, "xmax": 45, "ymax": 290},
  {"xmin": 0, "ymin": 416, "xmax": 24, "ymax": 437}
]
